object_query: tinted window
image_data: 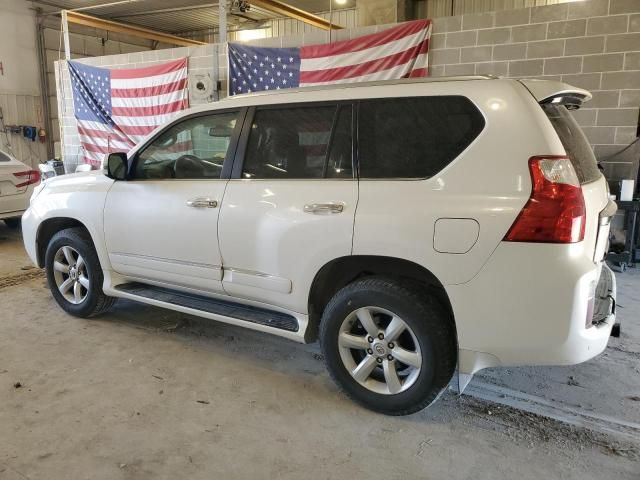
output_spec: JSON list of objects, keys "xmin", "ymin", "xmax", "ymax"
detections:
[
  {"xmin": 543, "ymin": 104, "xmax": 601, "ymax": 184},
  {"xmin": 358, "ymin": 96, "xmax": 485, "ymax": 178},
  {"xmin": 242, "ymin": 105, "xmax": 352, "ymax": 179},
  {"xmin": 0, "ymin": 151, "xmax": 11, "ymax": 162},
  {"xmin": 135, "ymin": 111, "xmax": 238, "ymax": 179}
]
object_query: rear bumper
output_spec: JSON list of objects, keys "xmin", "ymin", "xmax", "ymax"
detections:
[
  {"xmin": 593, "ymin": 263, "xmax": 617, "ymax": 330},
  {"xmin": 447, "ymin": 242, "xmax": 616, "ymax": 368}
]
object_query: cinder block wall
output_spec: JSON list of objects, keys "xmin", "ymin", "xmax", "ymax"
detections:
[
  {"xmin": 57, "ymin": 0, "xmax": 639, "ymax": 178},
  {"xmin": 428, "ymin": 0, "xmax": 640, "ymax": 181}
]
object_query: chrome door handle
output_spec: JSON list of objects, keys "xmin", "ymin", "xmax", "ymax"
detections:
[
  {"xmin": 187, "ymin": 197, "xmax": 218, "ymax": 208},
  {"xmin": 303, "ymin": 203, "xmax": 344, "ymax": 214}
]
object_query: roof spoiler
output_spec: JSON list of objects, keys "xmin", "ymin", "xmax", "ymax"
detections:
[{"xmin": 519, "ymin": 79, "xmax": 592, "ymax": 110}]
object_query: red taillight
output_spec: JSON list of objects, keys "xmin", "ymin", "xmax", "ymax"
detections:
[
  {"xmin": 13, "ymin": 170, "xmax": 41, "ymax": 188},
  {"xmin": 504, "ymin": 155, "xmax": 585, "ymax": 244}
]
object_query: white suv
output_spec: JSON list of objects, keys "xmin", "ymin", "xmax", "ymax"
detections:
[{"xmin": 22, "ymin": 76, "xmax": 618, "ymax": 415}]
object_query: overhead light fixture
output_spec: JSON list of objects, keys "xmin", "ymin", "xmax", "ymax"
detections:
[
  {"xmin": 335, "ymin": 0, "xmax": 348, "ymax": 5},
  {"xmin": 233, "ymin": 1, "xmax": 251, "ymax": 12}
]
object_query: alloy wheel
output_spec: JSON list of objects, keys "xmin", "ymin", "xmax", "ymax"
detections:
[
  {"xmin": 52, "ymin": 246, "xmax": 90, "ymax": 305},
  {"xmin": 337, "ymin": 306, "xmax": 422, "ymax": 395}
]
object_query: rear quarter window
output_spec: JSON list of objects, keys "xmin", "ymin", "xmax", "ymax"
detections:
[
  {"xmin": 0, "ymin": 151, "xmax": 11, "ymax": 162},
  {"xmin": 542, "ymin": 104, "xmax": 602, "ymax": 184},
  {"xmin": 357, "ymin": 96, "xmax": 485, "ymax": 179}
]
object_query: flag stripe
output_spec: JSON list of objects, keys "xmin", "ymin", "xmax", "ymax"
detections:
[
  {"xmin": 112, "ymin": 99, "xmax": 187, "ymax": 118},
  {"xmin": 300, "ymin": 39, "xmax": 429, "ymax": 84},
  {"xmin": 300, "ymin": 20, "xmax": 429, "ymax": 59},
  {"xmin": 112, "ymin": 112, "xmax": 178, "ymax": 128},
  {"xmin": 117, "ymin": 124, "xmax": 158, "ymax": 136},
  {"xmin": 77, "ymin": 125, "xmax": 133, "ymax": 145},
  {"xmin": 409, "ymin": 67, "xmax": 428, "ymax": 77},
  {"xmin": 111, "ymin": 78, "xmax": 188, "ymax": 99},
  {"xmin": 300, "ymin": 28, "xmax": 427, "ymax": 72},
  {"xmin": 299, "ymin": 62, "xmax": 417, "ymax": 87},
  {"xmin": 78, "ymin": 133, "xmax": 133, "ymax": 151},
  {"xmin": 110, "ymin": 68, "xmax": 188, "ymax": 90},
  {"xmin": 111, "ymin": 91, "xmax": 187, "ymax": 108},
  {"xmin": 110, "ymin": 58, "xmax": 188, "ymax": 79},
  {"xmin": 81, "ymin": 142, "xmax": 112, "ymax": 154}
]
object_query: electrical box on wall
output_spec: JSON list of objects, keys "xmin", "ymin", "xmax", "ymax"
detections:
[{"xmin": 189, "ymin": 73, "xmax": 214, "ymax": 102}]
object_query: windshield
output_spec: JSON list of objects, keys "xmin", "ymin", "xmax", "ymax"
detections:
[{"xmin": 542, "ymin": 104, "xmax": 602, "ymax": 184}]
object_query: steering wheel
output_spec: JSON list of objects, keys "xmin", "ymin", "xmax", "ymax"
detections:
[{"xmin": 174, "ymin": 154, "xmax": 205, "ymax": 179}]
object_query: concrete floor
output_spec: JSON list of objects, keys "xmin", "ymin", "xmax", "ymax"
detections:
[{"xmin": 1, "ymin": 222, "xmax": 639, "ymax": 480}]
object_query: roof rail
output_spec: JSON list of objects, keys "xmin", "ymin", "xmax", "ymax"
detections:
[{"xmin": 225, "ymin": 75, "xmax": 500, "ymax": 100}]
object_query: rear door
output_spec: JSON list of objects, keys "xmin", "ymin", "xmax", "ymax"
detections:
[{"xmin": 217, "ymin": 102, "xmax": 357, "ymax": 313}]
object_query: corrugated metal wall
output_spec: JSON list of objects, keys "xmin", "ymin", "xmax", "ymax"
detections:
[
  {"xmin": 0, "ymin": 94, "xmax": 47, "ymax": 169},
  {"xmin": 266, "ymin": 8, "xmax": 359, "ymax": 36},
  {"xmin": 184, "ymin": 8, "xmax": 359, "ymax": 43}
]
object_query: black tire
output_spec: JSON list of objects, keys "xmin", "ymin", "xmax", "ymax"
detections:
[
  {"xmin": 45, "ymin": 227, "xmax": 116, "ymax": 317},
  {"xmin": 4, "ymin": 218, "xmax": 21, "ymax": 229},
  {"xmin": 320, "ymin": 277, "xmax": 456, "ymax": 415}
]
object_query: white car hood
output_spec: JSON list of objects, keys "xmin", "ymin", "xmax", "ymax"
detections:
[{"xmin": 43, "ymin": 170, "xmax": 114, "ymax": 195}]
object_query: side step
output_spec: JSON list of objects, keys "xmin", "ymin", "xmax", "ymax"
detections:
[{"xmin": 114, "ymin": 283, "xmax": 299, "ymax": 332}]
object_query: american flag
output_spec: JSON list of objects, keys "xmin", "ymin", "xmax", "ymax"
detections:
[
  {"xmin": 228, "ymin": 19, "xmax": 431, "ymax": 96},
  {"xmin": 68, "ymin": 58, "xmax": 189, "ymax": 167}
]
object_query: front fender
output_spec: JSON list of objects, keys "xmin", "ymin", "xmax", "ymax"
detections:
[{"xmin": 23, "ymin": 172, "xmax": 114, "ymax": 271}]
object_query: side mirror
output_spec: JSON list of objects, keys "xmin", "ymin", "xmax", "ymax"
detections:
[{"xmin": 106, "ymin": 152, "xmax": 128, "ymax": 180}]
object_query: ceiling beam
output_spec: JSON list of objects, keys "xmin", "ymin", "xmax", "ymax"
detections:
[
  {"xmin": 111, "ymin": 3, "xmax": 218, "ymax": 19},
  {"xmin": 248, "ymin": 0, "xmax": 343, "ymax": 30},
  {"xmin": 64, "ymin": 10, "xmax": 207, "ymax": 46}
]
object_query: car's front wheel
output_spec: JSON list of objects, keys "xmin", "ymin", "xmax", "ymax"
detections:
[
  {"xmin": 320, "ymin": 278, "xmax": 456, "ymax": 415},
  {"xmin": 45, "ymin": 227, "xmax": 115, "ymax": 317}
]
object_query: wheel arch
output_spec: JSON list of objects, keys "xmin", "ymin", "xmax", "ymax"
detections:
[
  {"xmin": 307, "ymin": 255, "xmax": 456, "ymax": 343},
  {"xmin": 36, "ymin": 217, "xmax": 91, "ymax": 267}
]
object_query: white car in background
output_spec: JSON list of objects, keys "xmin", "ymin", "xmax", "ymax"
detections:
[{"xmin": 0, "ymin": 150, "xmax": 41, "ymax": 228}]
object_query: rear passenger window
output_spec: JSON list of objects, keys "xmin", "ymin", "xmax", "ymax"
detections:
[
  {"xmin": 358, "ymin": 96, "xmax": 485, "ymax": 179},
  {"xmin": 242, "ymin": 104, "xmax": 352, "ymax": 179},
  {"xmin": 542, "ymin": 104, "xmax": 601, "ymax": 184}
]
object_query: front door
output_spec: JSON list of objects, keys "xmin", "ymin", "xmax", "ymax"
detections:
[
  {"xmin": 218, "ymin": 102, "xmax": 357, "ymax": 313},
  {"xmin": 104, "ymin": 109, "xmax": 242, "ymax": 293}
]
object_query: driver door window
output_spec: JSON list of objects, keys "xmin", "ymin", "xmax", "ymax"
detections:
[{"xmin": 135, "ymin": 111, "xmax": 239, "ymax": 179}]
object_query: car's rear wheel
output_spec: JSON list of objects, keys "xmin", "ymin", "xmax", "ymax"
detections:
[
  {"xmin": 45, "ymin": 227, "xmax": 116, "ymax": 317},
  {"xmin": 320, "ymin": 277, "xmax": 456, "ymax": 415}
]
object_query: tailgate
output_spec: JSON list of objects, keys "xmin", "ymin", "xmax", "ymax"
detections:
[
  {"xmin": 525, "ymin": 79, "xmax": 617, "ymax": 263},
  {"xmin": 582, "ymin": 177, "xmax": 616, "ymax": 263}
]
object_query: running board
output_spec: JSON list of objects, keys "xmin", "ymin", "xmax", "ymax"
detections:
[{"xmin": 114, "ymin": 283, "xmax": 299, "ymax": 332}]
